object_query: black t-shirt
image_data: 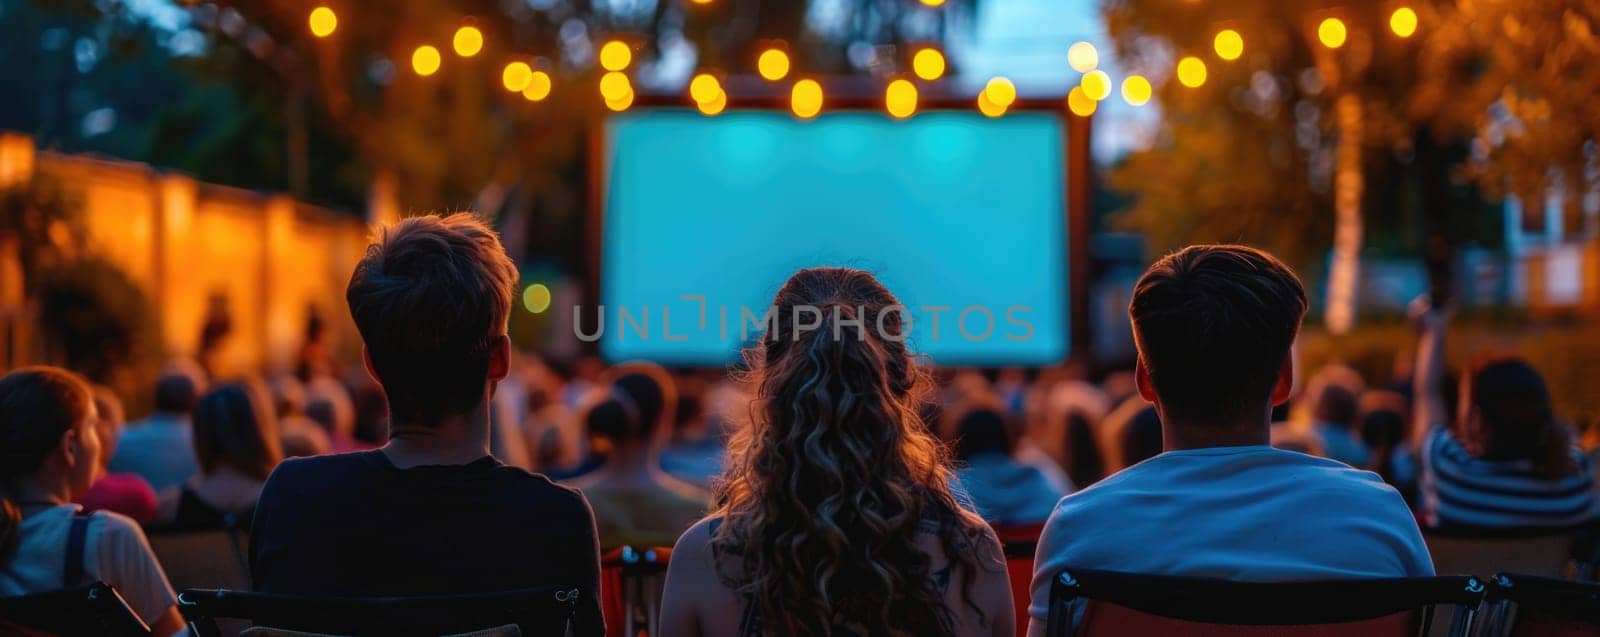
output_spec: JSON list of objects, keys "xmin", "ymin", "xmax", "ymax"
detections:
[{"xmin": 249, "ymin": 450, "xmax": 603, "ymax": 635}]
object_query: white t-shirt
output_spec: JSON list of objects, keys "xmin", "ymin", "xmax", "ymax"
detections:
[
  {"xmin": 0, "ymin": 504, "xmax": 177, "ymax": 625},
  {"xmin": 1026, "ymin": 445, "xmax": 1434, "ymax": 637}
]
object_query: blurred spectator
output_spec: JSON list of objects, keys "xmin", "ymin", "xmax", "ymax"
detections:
[
  {"xmin": 1099, "ymin": 397, "xmax": 1162, "ymax": 474},
  {"xmin": 0, "ymin": 367, "xmax": 183, "ymax": 635},
  {"xmin": 1413, "ymin": 308, "xmax": 1598, "ymax": 530},
  {"xmin": 110, "ymin": 361, "xmax": 205, "ymax": 492},
  {"xmin": 78, "ymin": 386, "xmax": 158, "ymax": 524},
  {"xmin": 522, "ymin": 363, "xmax": 579, "ymax": 474},
  {"xmin": 270, "ymin": 374, "xmax": 331, "ymax": 459},
  {"xmin": 305, "ymin": 376, "xmax": 369, "ymax": 454},
  {"xmin": 951, "ymin": 402, "xmax": 1067, "ymax": 526},
  {"xmin": 153, "ymin": 380, "xmax": 282, "ymax": 530},
  {"xmin": 659, "ymin": 375, "xmax": 727, "ymax": 489},
  {"xmin": 344, "ymin": 368, "xmax": 389, "ymax": 447},
  {"xmin": 1358, "ymin": 391, "xmax": 1418, "ymax": 503},
  {"xmin": 1309, "ymin": 365, "xmax": 1369, "ymax": 467},
  {"xmin": 571, "ymin": 363, "xmax": 708, "ymax": 548}
]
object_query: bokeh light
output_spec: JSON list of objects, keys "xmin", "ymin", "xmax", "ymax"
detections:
[
  {"xmin": 791, "ymin": 79, "xmax": 822, "ymax": 119},
  {"xmin": 605, "ymin": 85, "xmax": 635, "ymax": 112},
  {"xmin": 1319, "ymin": 18, "xmax": 1348, "ymax": 49},
  {"xmin": 1067, "ymin": 41, "xmax": 1099, "ymax": 73},
  {"xmin": 977, "ymin": 92, "xmax": 1006, "ymax": 118},
  {"xmin": 599, "ymin": 72, "xmax": 631, "ymax": 101},
  {"xmin": 689, "ymin": 73, "xmax": 722, "ymax": 104},
  {"xmin": 758, "ymin": 48, "xmax": 791, "ymax": 81},
  {"xmin": 452, "ymin": 26, "xmax": 483, "ymax": 57},
  {"xmin": 885, "ymin": 79, "xmax": 918, "ymax": 119},
  {"xmin": 1066, "ymin": 86, "xmax": 1097, "ymax": 117},
  {"xmin": 411, "ymin": 46, "xmax": 441, "ymax": 76},
  {"xmin": 1080, "ymin": 70, "xmax": 1112, "ymax": 101},
  {"xmin": 697, "ymin": 90, "xmax": 727, "ymax": 116},
  {"xmin": 912, "ymin": 48, "xmax": 945, "ymax": 81},
  {"xmin": 920, "ymin": 0, "xmax": 946, "ymax": 6},
  {"xmin": 522, "ymin": 71, "xmax": 552, "ymax": 101},
  {"xmin": 522, "ymin": 284, "xmax": 552, "ymax": 314},
  {"xmin": 983, "ymin": 77, "xmax": 1017, "ymax": 108},
  {"xmin": 1390, "ymin": 7, "xmax": 1418, "ymax": 38},
  {"xmin": 1213, "ymin": 29, "xmax": 1244, "ymax": 61},
  {"xmin": 308, "ymin": 7, "xmax": 337, "ymax": 38},
  {"xmin": 1121, "ymin": 75, "xmax": 1152, "ymax": 106},
  {"xmin": 1176, "ymin": 56, "xmax": 1208, "ymax": 88},
  {"xmin": 599, "ymin": 40, "xmax": 632, "ymax": 71},
  {"xmin": 501, "ymin": 61, "xmax": 532, "ymax": 91}
]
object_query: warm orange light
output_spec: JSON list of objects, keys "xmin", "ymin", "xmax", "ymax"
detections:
[
  {"xmin": 1080, "ymin": 70, "xmax": 1112, "ymax": 101},
  {"xmin": 1319, "ymin": 18, "xmax": 1348, "ymax": 48},
  {"xmin": 1121, "ymin": 75, "xmax": 1152, "ymax": 106},
  {"xmin": 983, "ymin": 77, "xmax": 1017, "ymax": 108},
  {"xmin": 452, "ymin": 26, "xmax": 483, "ymax": 57},
  {"xmin": 522, "ymin": 284, "xmax": 552, "ymax": 314},
  {"xmin": 885, "ymin": 79, "xmax": 918, "ymax": 119},
  {"xmin": 308, "ymin": 7, "xmax": 337, "ymax": 38},
  {"xmin": 758, "ymin": 48, "xmax": 791, "ymax": 81},
  {"xmin": 791, "ymin": 79, "xmax": 822, "ymax": 119},
  {"xmin": 599, "ymin": 40, "xmax": 632, "ymax": 71},
  {"xmin": 599, "ymin": 71, "xmax": 631, "ymax": 101},
  {"xmin": 697, "ymin": 90, "xmax": 727, "ymax": 116},
  {"xmin": 920, "ymin": 0, "xmax": 946, "ymax": 5},
  {"xmin": 1176, "ymin": 56, "xmax": 1207, "ymax": 88},
  {"xmin": 501, "ymin": 61, "xmax": 533, "ymax": 91},
  {"xmin": 689, "ymin": 73, "xmax": 721, "ymax": 104},
  {"xmin": 1067, "ymin": 86, "xmax": 1097, "ymax": 117},
  {"xmin": 522, "ymin": 71, "xmax": 552, "ymax": 101},
  {"xmin": 605, "ymin": 85, "xmax": 635, "ymax": 112},
  {"xmin": 412, "ymin": 46, "xmax": 441, "ymax": 76},
  {"xmin": 912, "ymin": 48, "xmax": 945, "ymax": 81},
  {"xmin": 1213, "ymin": 29, "xmax": 1244, "ymax": 61},
  {"xmin": 1390, "ymin": 7, "xmax": 1418, "ymax": 38},
  {"xmin": 1067, "ymin": 41, "xmax": 1098, "ymax": 73},
  {"xmin": 977, "ymin": 92, "xmax": 1006, "ymax": 118}
]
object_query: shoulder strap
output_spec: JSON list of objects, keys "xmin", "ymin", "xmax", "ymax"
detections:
[{"xmin": 63, "ymin": 510, "xmax": 92, "ymax": 588}]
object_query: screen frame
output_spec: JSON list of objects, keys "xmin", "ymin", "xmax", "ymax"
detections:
[{"xmin": 582, "ymin": 88, "xmax": 1092, "ymax": 368}]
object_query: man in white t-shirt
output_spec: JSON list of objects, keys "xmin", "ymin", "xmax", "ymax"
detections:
[{"xmin": 1026, "ymin": 245, "xmax": 1434, "ymax": 637}]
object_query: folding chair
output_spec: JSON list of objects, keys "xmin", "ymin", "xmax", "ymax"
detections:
[
  {"xmin": 1424, "ymin": 525, "xmax": 1588, "ymax": 580},
  {"xmin": 176, "ymin": 585, "xmax": 581, "ymax": 637},
  {"xmin": 994, "ymin": 524, "xmax": 1046, "ymax": 637},
  {"xmin": 1476, "ymin": 572, "xmax": 1600, "ymax": 636},
  {"xmin": 147, "ymin": 527, "xmax": 251, "ymax": 591},
  {"xmin": 0, "ymin": 582, "xmax": 150, "ymax": 636},
  {"xmin": 1043, "ymin": 568, "xmax": 1486, "ymax": 637},
  {"xmin": 601, "ymin": 545, "xmax": 671, "ymax": 637}
]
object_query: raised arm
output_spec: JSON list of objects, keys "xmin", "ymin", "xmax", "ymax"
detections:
[{"xmin": 1411, "ymin": 305, "xmax": 1449, "ymax": 449}]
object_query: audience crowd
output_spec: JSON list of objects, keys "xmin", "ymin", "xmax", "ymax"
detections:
[{"xmin": 1, "ymin": 214, "xmax": 1597, "ymax": 636}]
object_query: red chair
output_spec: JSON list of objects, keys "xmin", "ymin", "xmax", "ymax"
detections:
[
  {"xmin": 602, "ymin": 545, "xmax": 672, "ymax": 637},
  {"xmin": 995, "ymin": 523, "xmax": 1046, "ymax": 637},
  {"xmin": 1478, "ymin": 573, "xmax": 1600, "ymax": 636},
  {"xmin": 1044, "ymin": 569, "xmax": 1485, "ymax": 637}
]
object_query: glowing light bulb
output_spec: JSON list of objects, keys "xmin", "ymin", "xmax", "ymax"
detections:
[
  {"xmin": 885, "ymin": 79, "xmax": 918, "ymax": 119},
  {"xmin": 1066, "ymin": 86, "xmax": 1097, "ymax": 117},
  {"xmin": 791, "ymin": 79, "xmax": 822, "ymax": 119},
  {"xmin": 1080, "ymin": 70, "xmax": 1112, "ymax": 101},
  {"xmin": 1176, "ymin": 56, "xmax": 1207, "ymax": 88},
  {"xmin": 1067, "ymin": 41, "xmax": 1098, "ymax": 73},
  {"xmin": 599, "ymin": 40, "xmax": 632, "ymax": 71},
  {"xmin": 522, "ymin": 71, "xmax": 552, "ymax": 101},
  {"xmin": 1319, "ymin": 18, "xmax": 1348, "ymax": 49},
  {"xmin": 983, "ymin": 77, "xmax": 1017, "ymax": 108},
  {"xmin": 308, "ymin": 7, "xmax": 337, "ymax": 38},
  {"xmin": 758, "ymin": 48, "xmax": 791, "ymax": 81},
  {"xmin": 1390, "ymin": 7, "xmax": 1418, "ymax": 38},
  {"xmin": 1214, "ymin": 29, "xmax": 1244, "ymax": 61},
  {"xmin": 452, "ymin": 26, "xmax": 483, "ymax": 57},
  {"xmin": 412, "ymin": 46, "xmax": 441, "ymax": 76},
  {"xmin": 501, "ymin": 61, "xmax": 533, "ymax": 91},
  {"xmin": 912, "ymin": 48, "xmax": 945, "ymax": 81}
]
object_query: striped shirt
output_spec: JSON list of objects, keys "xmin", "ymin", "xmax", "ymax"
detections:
[{"xmin": 1419, "ymin": 426, "xmax": 1600, "ymax": 530}]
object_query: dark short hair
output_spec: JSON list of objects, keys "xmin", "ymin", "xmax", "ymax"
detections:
[
  {"xmin": 154, "ymin": 370, "xmax": 200, "ymax": 413},
  {"xmin": 953, "ymin": 407, "xmax": 1012, "ymax": 461},
  {"xmin": 1129, "ymin": 245, "xmax": 1307, "ymax": 425},
  {"xmin": 192, "ymin": 381, "xmax": 282, "ymax": 481},
  {"xmin": 346, "ymin": 214, "xmax": 518, "ymax": 425},
  {"xmin": 594, "ymin": 362, "xmax": 676, "ymax": 443}
]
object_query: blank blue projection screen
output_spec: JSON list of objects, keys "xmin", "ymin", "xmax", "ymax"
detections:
[{"xmin": 599, "ymin": 110, "xmax": 1067, "ymax": 366}]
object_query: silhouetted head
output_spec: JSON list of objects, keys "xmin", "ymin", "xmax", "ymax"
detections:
[
  {"xmin": 596, "ymin": 362, "xmax": 675, "ymax": 447},
  {"xmin": 0, "ymin": 367, "xmax": 98, "ymax": 564},
  {"xmin": 154, "ymin": 363, "xmax": 205, "ymax": 414},
  {"xmin": 711, "ymin": 267, "xmax": 995, "ymax": 636},
  {"xmin": 952, "ymin": 406, "xmax": 1013, "ymax": 462},
  {"xmin": 1130, "ymin": 244, "xmax": 1306, "ymax": 427},
  {"xmin": 346, "ymin": 213, "xmax": 518, "ymax": 427},
  {"xmin": 192, "ymin": 381, "xmax": 283, "ymax": 481},
  {"xmin": 1461, "ymin": 357, "xmax": 1573, "ymax": 477}
]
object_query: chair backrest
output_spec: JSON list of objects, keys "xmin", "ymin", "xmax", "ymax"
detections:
[
  {"xmin": 177, "ymin": 586, "xmax": 580, "ymax": 637},
  {"xmin": 994, "ymin": 524, "xmax": 1046, "ymax": 637},
  {"xmin": 0, "ymin": 582, "xmax": 150, "ymax": 636},
  {"xmin": 1479, "ymin": 573, "xmax": 1600, "ymax": 636},
  {"xmin": 1044, "ymin": 568, "xmax": 1486, "ymax": 637},
  {"xmin": 601, "ymin": 546, "xmax": 671, "ymax": 637},
  {"xmin": 147, "ymin": 528, "xmax": 251, "ymax": 591},
  {"xmin": 1425, "ymin": 529, "xmax": 1575, "ymax": 579}
]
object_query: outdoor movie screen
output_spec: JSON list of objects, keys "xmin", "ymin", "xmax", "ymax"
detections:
[{"xmin": 598, "ymin": 109, "xmax": 1068, "ymax": 366}]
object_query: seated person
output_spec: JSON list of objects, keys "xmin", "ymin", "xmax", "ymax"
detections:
[
  {"xmin": 1358, "ymin": 390, "xmax": 1419, "ymax": 504},
  {"xmin": 1098, "ymin": 396, "xmax": 1162, "ymax": 474},
  {"xmin": 1308, "ymin": 365, "xmax": 1369, "ymax": 467},
  {"xmin": 950, "ymin": 401, "xmax": 1067, "ymax": 526},
  {"xmin": 78, "ymin": 386, "xmax": 158, "ymax": 524},
  {"xmin": 304, "ymin": 376, "xmax": 371, "ymax": 454},
  {"xmin": 269, "ymin": 374, "xmax": 331, "ymax": 459},
  {"xmin": 1411, "ymin": 307, "xmax": 1597, "ymax": 530},
  {"xmin": 249, "ymin": 213, "xmax": 603, "ymax": 635},
  {"xmin": 661, "ymin": 268, "xmax": 1014, "ymax": 637},
  {"xmin": 570, "ymin": 363, "xmax": 708, "ymax": 548},
  {"xmin": 110, "ymin": 363, "xmax": 204, "ymax": 492},
  {"xmin": 1027, "ymin": 245, "xmax": 1433, "ymax": 636},
  {"xmin": 0, "ymin": 367, "xmax": 183, "ymax": 635},
  {"xmin": 153, "ymin": 380, "xmax": 282, "ymax": 530}
]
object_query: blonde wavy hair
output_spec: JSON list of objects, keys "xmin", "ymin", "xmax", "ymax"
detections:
[{"xmin": 709, "ymin": 268, "xmax": 997, "ymax": 636}]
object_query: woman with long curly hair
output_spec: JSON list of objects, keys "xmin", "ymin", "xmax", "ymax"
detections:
[{"xmin": 660, "ymin": 268, "xmax": 1012, "ymax": 637}]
